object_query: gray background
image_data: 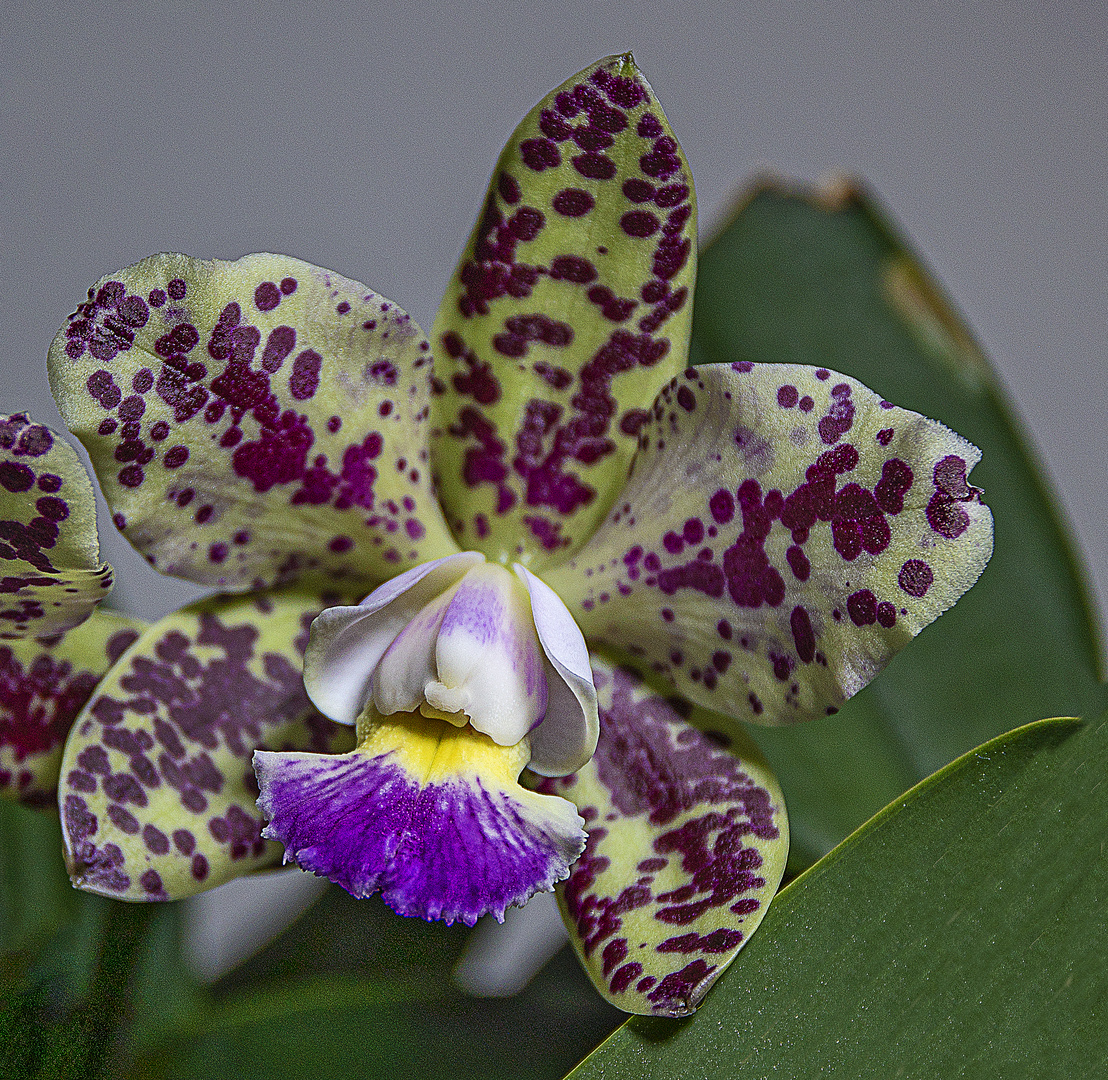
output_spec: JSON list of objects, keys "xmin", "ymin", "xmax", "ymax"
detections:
[{"xmin": 4, "ymin": 0, "xmax": 1105, "ymax": 636}]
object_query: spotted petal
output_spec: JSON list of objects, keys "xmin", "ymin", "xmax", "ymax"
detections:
[
  {"xmin": 431, "ymin": 54, "xmax": 696, "ymax": 568},
  {"xmin": 534, "ymin": 658, "xmax": 788, "ymax": 1016},
  {"xmin": 0, "ymin": 414, "xmax": 113, "ymax": 639},
  {"xmin": 544, "ymin": 363, "xmax": 993, "ymax": 724},
  {"xmin": 0, "ymin": 610, "xmax": 142, "ymax": 808},
  {"xmin": 255, "ymin": 709, "xmax": 586, "ymax": 926},
  {"xmin": 47, "ymin": 254, "xmax": 459, "ymax": 591},
  {"xmin": 58, "ymin": 590, "xmax": 355, "ymax": 900}
]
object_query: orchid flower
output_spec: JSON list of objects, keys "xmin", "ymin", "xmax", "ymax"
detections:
[{"xmin": 1, "ymin": 56, "xmax": 992, "ymax": 1017}]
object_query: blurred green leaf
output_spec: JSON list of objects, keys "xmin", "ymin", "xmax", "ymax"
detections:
[
  {"xmin": 690, "ymin": 181, "xmax": 1106, "ymax": 867},
  {"xmin": 133, "ymin": 885, "xmax": 622, "ymax": 1080},
  {"xmin": 570, "ymin": 710, "xmax": 1108, "ymax": 1077}
]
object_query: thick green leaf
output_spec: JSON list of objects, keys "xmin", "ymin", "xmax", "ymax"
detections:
[
  {"xmin": 690, "ymin": 181, "xmax": 1105, "ymax": 865},
  {"xmin": 570, "ymin": 711, "xmax": 1108, "ymax": 1077}
]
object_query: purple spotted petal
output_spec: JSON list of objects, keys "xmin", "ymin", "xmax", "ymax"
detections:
[
  {"xmin": 0, "ymin": 414, "xmax": 113, "ymax": 639},
  {"xmin": 255, "ymin": 714, "xmax": 586, "ymax": 926},
  {"xmin": 545, "ymin": 363, "xmax": 993, "ymax": 724},
  {"xmin": 534, "ymin": 657, "xmax": 788, "ymax": 1016},
  {"xmin": 431, "ymin": 55, "xmax": 696, "ymax": 569},
  {"xmin": 59, "ymin": 590, "xmax": 355, "ymax": 900},
  {"xmin": 47, "ymin": 254, "xmax": 459, "ymax": 592},
  {"xmin": 0, "ymin": 610, "xmax": 142, "ymax": 808}
]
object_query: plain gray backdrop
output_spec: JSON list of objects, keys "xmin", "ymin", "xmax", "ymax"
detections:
[{"xmin": 3, "ymin": 0, "xmax": 1105, "ymax": 638}]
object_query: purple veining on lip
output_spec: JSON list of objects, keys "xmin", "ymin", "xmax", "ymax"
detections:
[
  {"xmin": 255, "ymin": 743, "xmax": 584, "ymax": 926},
  {"xmin": 537, "ymin": 664, "xmax": 782, "ymax": 1016}
]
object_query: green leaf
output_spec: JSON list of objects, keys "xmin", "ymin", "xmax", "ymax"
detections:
[
  {"xmin": 136, "ymin": 885, "xmax": 623, "ymax": 1080},
  {"xmin": 690, "ymin": 181, "xmax": 1106, "ymax": 866},
  {"xmin": 569, "ymin": 711, "xmax": 1108, "ymax": 1077},
  {"xmin": 430, "ymin": 54, "xmax": 697, "ymax": 569}
]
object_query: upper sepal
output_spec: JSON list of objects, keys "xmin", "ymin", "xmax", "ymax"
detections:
[
  {"xmin": 533, "ymin": 656, "xmax": 788, "ymax": 1016},
  {"xmin": 431, "ymin": 55, "xmax": 696, "ymax": 568},
  {"xmin": 0, "ymin": 610, "xmax": 142, "ymax": 807},
  {"xmin": 47, "ymin": 254, "xmax": 460, "ymax": 592},
  {"xmin": 0, "ymin": 414, "xmax": 113, "ymax": 639},
  {"xmin": 545, "ymin": 362, "xmax": 993, "ymax": 725},
  {"xmin": 58, "ymin": 589, "xmax": 355, "ymax": 900}
]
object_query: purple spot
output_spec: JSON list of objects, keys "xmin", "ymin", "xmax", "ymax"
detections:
[
  {"xmin": 898, "ymin": 559, "xmax": 934, "ymax": 597},
  {"xmin": 163, "ymin": 446, "xmax": 189, "ymax": 469},
  {"xmin": 621, "ymin": 210, "xmax": 660, "ymax": 237},
  {"xmin": 280, "ymin": 277, "xmax": 297, "ymax": 295},
  {"xmin": 777, "ymin": 385, "xmax": 798, "ymax": 408},
  {"xmin": 552, "ymin": 189, "xmax": 594, "ymax": 217},
  {"xmin": 289, "ymin": 350, "xmax": 322, "ymax": 400},
  {"xmin": 847, "ymin": 589, "xmax": 878, "ymax": 626},
  {"xmin": 574, "ymin": 153, "xmax": 616, "ymax": 180},
  {"xmin": 790, "ymin": 606, "xmax": 815, "ymax": 663},
  {"xmin": 167, "ymin": 278, "xmax": 187, "ymax": 300},
  {"xmin": 254, "ymin": 282, "xmax": 281, "ymax": 311},
  {"xmin": 521, "ymin": 138, "xmax": 560, "ymax": 171}
]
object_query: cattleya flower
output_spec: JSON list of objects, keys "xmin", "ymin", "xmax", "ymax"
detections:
[{"xmin": 0, "ymin": 56, "xmax": 992, "ymax": 1016}]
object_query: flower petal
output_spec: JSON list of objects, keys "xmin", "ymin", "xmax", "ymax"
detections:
[
  {"xmin": 533, "ymin": 658, "xmax": 788, "ymax": 1016},
  {"xmin": 47, "ymin": 254, "xmax": 459, "ymax": 591},
  {"xmin": 0, "ymin": 610, "xmax": 142, "ymax": 808},
  {"xmin": 514, "ymin": 564, "xmax": 598, "ymax": 776},
  {"xmin": 303, "ymin": 551, "xmax": 483, "ymax": 725},
  {"xmin": 254, "ymin": 710, "xmax": 586, "ymax": 926},
  {"xmin": 545, "ymin": 363, "xmax": 993, "ymax": 724},
  {"xmin": 58, "ymin": 590, "xmax": 355, "ymax": 900},
  {"xmin": 430, "ymin": 54, "xmax": 696, "ymax": 568},
  {"xmin": 0, "ymin": 414, "xmax": 113, "ymax": 639}
]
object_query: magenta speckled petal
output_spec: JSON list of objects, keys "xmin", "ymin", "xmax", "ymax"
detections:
[
  {"xmin": 59, "ymin": 590, "xmax": 355, "ymax": 900},
  {"xmin": 0, "ymin": 610, "xmax": 142, "ymax": 808},
  {"xmin": 255, "ymin": 712, "xmax": 586, "ymax": 926},
  {"xmin": 0, "ymin": 414, "xmax": 114, "ymax": 640},
  {"xmin": 47, "ymin": 254, "xmax": 460, "ymax": 592},
  {"xmin": 544, "ymin": 363, "xmax": 993, "ymax": 725},
  {"xmin": 430, "ymin": 55, "xmax": 696, "ymax": 569},
  {"xmin": 533, "ymin": 657, "xmax": 788, "ymax": 1016}
]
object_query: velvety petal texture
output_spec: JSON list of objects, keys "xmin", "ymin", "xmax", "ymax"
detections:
[
  {"xmin": 431, "ymin": 54, "xmax": 696, "ymax": 568},
  {"xmin": 58, "ymin": 591, "xmax": 354, "ymax": 900},
  {"xmin": 47, "ymin": 254, "xmax": 459, "ymax": 591},
  {"xmin": 0, "ymin": 414, "xmax": 113, "ymax": 639},
  {"xmin": 255, "ymin": 709, "xmax": 586, "ymax": 926},
  {"xmin": 534, "ymin": 658, "xmax": 788, "ymax": 1016},
  {"xmin": 545, "ymin": 363, "xmax": 994, "ymax": 724},
  {"xmin": 0, "ymin": 610, "xmax": 142, "ymax": 807}
]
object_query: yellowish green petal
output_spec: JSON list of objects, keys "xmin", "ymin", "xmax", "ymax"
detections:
[
  {"xmin": 0, "ymin": 610, "xmax": 142, "ymax": 807},
  {"xmin": 47, "ymin": 254, "xmax": 459, "ymax": 592},
  {"xmin": 431, "ymin": 54, "xmax": 696, "ymax": 569},
  {"xmin": 545, "ymin": 362, "xmax": 993, "ymax": 724},
  {"xmin": 58, "ymin": 590, "xmax": 355, "ymax": 900},
  {"xmin": 534, "ymin": 657, "xmax": 788, "ymax": 1016},
  {"xmin": 0, "ymin": 414, "xmax": 113, "ymax": 639}
]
